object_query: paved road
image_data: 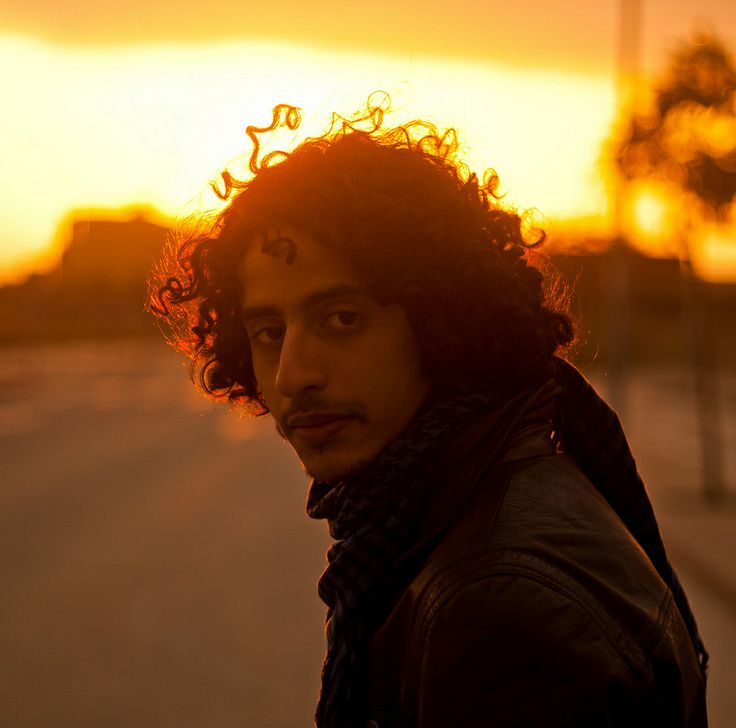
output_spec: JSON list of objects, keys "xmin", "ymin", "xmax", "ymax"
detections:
[
  {"xmin": 0, "ymin": 340, "xmax": 733, "ymax": 726},
  {"xmin": 1, "ymin": 340, "xmax": 330, "ymax": 727}
]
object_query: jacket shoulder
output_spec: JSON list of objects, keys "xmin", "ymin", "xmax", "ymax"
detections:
[
  {"xmin": 413, "ymin": 563, "xmax": 663, "ymax": 727},
  {"xmin": 422, "ymin": 452, "xmax": 674, "ymax": 641},
  {"xmin": 370, "ymin": 451, "xmax": 706, "ymax": 727}
]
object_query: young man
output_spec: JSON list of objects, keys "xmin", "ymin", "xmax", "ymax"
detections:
[{"xmin": 151, "ymin": 101, "xmax": 708, "ymax": 727}]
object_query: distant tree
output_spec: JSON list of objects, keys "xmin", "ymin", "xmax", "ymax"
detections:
[{"xmin": 614, "ymin": 30, "xmax": 736, "ymax": 224}]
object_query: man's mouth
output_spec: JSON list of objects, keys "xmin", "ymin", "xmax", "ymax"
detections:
[{"xmin": 286, "ymin": 413, "xmax": 356, "ymax": 444}]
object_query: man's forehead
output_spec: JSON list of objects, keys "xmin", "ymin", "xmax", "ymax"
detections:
[{"xmin": 238, "ymin": 227, "xmax": 372, "ymax": 315}]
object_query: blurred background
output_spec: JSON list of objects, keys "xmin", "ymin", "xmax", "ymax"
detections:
[{"xmin": 1, "ymin": 0, "xmax": 735, "ymax": 725}]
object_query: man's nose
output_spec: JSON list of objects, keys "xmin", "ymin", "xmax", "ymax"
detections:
[{"xmin": 274, "ymin": 327, "xmax": 328, "ymax": 397}]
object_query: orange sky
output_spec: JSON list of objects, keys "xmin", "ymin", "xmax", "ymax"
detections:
[
  {"xmin": 1, "ymin": 1, "xmax": 735, "ymax": 283},
  {"xmin": 3, "ymin": 0, "xmax": 736, "ymax": 74}
]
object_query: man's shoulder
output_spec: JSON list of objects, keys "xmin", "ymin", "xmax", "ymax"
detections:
[
  {"xmin": 370, "ymin": 433, "xmax": 707, "ymax": 727},
  {"xmin": 394, "ymin": 447, "xmax": 681, "ymax": 667},
  {"xmin": 419, "ymin": 450, "xmax": 669, "ymax": 627}
]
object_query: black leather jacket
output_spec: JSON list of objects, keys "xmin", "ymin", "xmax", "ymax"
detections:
[{"xmin": 367, "ymin": 408, "xmax": 708, "ymax": 727}]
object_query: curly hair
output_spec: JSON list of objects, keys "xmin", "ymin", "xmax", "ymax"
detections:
[{"xmin": 149, "ymin": 96, "xmax": 574, "ymax": 415}]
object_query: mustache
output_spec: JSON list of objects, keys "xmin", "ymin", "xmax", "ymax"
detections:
[{"xmin": 276, "ymin": 398, "xmax": 368, "ymax": 433}]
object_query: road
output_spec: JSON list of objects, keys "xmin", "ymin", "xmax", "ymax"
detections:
[{"xmin": 0, "ymin": 339, "xmax": 733, "ymax": 726}]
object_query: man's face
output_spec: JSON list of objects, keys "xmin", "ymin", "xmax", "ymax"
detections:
[{"xmin": 238, "ymin": 226, "xmax": 430, "ymax": 482}]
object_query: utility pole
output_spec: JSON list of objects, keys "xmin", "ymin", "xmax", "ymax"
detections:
[{"xmin": 607, "ymin": 0, "xmax": 642, "ymax": 416}]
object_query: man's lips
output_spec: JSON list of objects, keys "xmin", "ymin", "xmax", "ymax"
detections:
[{"xmin": 286, "ymin": 413, "xmax": 356, "ymax": 444}]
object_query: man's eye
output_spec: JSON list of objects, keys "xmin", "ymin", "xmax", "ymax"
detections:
[
  {"xmin": 324, "ymin": 311, "xmax": 360, "ymax": 329},
  {"xmin": 252, "ymin": 326, "xmax": 284, "ymax": 344}
]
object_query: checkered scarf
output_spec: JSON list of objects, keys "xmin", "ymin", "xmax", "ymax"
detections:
[
  {"xmin": 306, "ymin": 388, "xmax": 502, "ymax": 728},
  {"xmin": 307, "ymin": 359, "xmax": 708, "ymax": 728}
]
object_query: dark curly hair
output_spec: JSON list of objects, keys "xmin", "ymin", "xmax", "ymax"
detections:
[{"xmin": 149, "ymin": 96, "xmax": 574, "ymax": 415}]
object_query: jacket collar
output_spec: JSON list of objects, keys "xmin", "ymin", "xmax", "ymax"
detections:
[{"xmin": 393, "ymin": 379, "xmax": 559, "ymax": 570}]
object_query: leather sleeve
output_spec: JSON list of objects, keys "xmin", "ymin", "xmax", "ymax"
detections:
[{"xmin": 415, "ymin": 569, "xmax": 654, "ymax": 728}]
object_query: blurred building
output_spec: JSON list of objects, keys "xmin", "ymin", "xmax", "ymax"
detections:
[
  {"xmin": 60, "ymin": 216, "xmax": 168, "ymax": 293},
  {"xmin": 0, "ymin": 215, "xmax": 734, "ymax": 374},
  {"xmin": 554, "ymin": 248, "xmax": 736, "ymax": 370},
  {"xmin": 0, "ymin": 212, "xmax": 169, "ymax": 340}
]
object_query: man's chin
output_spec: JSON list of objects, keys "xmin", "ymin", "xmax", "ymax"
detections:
[{"xmin": 298, "ymin": 447, "xmax": 374, "ymax": 483}]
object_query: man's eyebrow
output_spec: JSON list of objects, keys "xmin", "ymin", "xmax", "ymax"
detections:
[{"xmin": 242, "ymin": 284, "xmax": 373, "ymax": 321}]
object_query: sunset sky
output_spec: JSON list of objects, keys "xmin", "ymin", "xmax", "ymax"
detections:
[{"xmin": 1, "ymin": 0, "xmax": 735, "ymax": 283}]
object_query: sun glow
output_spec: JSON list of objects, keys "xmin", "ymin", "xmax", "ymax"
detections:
[
  {"xmin": 695, "ymin": 224, "xmax": 736, "ymax": 281},
  {"xmin": 621, "ymin": 180, "xmax": 736, "ymax": 281},
  {"xmin": 0, "ymin": 33, "xmax": 616, "ymax": 284},
  {"xmin": 627, "ymin": 183, "xmax": 677, "ymax": 252}
]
